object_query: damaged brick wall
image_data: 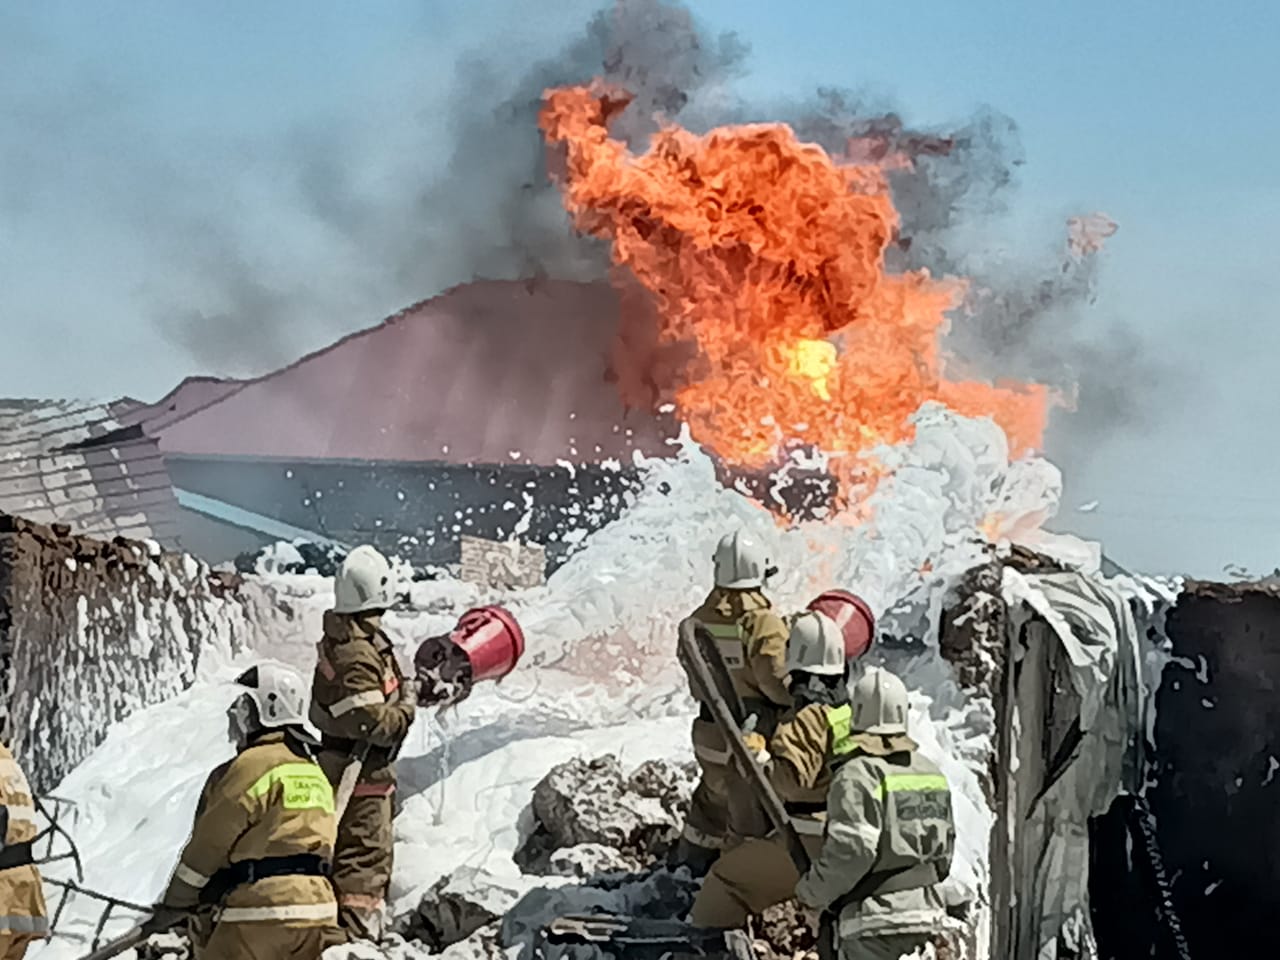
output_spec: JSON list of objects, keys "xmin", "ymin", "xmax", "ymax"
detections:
[
  {"xmin": 1151, "ymin": 580, "xmax": 1280, "ymax": 958},
  {"xmin": 0, "ymin": 512, "xmax": 265, "ymax": 793}
]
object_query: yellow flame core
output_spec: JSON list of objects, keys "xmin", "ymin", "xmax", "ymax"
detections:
[{"xmin": 787, "ymin": 339, "xmax": 838, "ymax": 401}]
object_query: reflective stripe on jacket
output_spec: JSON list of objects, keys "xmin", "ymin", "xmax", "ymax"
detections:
[
  {"xmin": 162, "ymin": 733, "xmax": 337, "ymax": 925},
  {"xmin": 0, "ymin": 743, "xmax": 47, "ymax": 937},
  {"xmin": 795, "ymin": 747, "xmax": 955, "ymax": 939}
]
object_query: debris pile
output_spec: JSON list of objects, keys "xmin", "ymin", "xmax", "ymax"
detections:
[
  {"xmin": 391, "ymin": 754, "xmax": 700, "ymax": 958},
  {"xmin": 396, "ymin": 869, "xmax": 521, "ymax": 953},
  {"xmin": 516, "ymin": 756, "xmax": 696, "ymax": 875},
  {"xmin": 749, "ymin": 901, "xmax": 820, "ymax": 960}
]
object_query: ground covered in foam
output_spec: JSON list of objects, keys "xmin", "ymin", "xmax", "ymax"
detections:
[{"xmin": 31, "ymin": 405, "xmax": 1068, "ymax": 958}]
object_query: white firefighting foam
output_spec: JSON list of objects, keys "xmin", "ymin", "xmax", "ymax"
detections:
[{"xmin": 30, "ymin": 404, "xmax": 1067, "ymax": 958}]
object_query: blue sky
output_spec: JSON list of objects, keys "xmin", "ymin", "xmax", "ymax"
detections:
[{"xmin": 3, "ymin": 1, "xmax": 1278, "ymax": 576}]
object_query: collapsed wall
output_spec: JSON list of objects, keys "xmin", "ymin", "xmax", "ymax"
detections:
[
  {"xmin": 0, "ymin": 512, "xmax": 270, "ymax": 792},
  {"xmin": 1151, "ymin": 579, "xmax": 1280, "ymax": 958}
]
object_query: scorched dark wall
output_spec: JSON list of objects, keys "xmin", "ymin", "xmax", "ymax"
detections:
[{"xmin": 1150, "ymin": 580, "xmax": 1280, "ymax": 958}]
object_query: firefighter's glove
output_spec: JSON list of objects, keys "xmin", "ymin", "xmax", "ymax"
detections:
[
  {"xmin": 140, "ymin": 905, "xmax": 189, "ymax": 937},
  {"xmin": 742, "ymin": 732, "xmax": 770, "ymax": 765},
  {"xmin": 398, "ymin": 678, "xmax": 421, "ymax": 707}
]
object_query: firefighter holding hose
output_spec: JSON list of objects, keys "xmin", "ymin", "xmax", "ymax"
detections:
[
  {"xmin": 673, "ymin": 531, "xmax": 792, "ymax": 873},
  {"xmin": 310, "ymin": 544, "xmax": 526, "ymax": 943},
  {"xmin": 690, "ymin": 607, "xmax": 862, "ymax": 928},
  {"xmin": 310, "ymin": 545, "xmax": 417, "ymax": 942}
]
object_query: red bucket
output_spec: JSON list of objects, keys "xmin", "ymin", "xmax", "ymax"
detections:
[
  {"xmin": 807, "ymin": 590, "xmax": 875, "ymax": 660},
  {"xmin": 450, "ymin": 605, "xmax": 526, "ymax": 682}
]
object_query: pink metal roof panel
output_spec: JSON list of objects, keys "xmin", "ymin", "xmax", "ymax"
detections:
[
  {"xmin": 153, "ymin": 280, "xmax": 678, "ymax": 467},
  {"xmin": 117, "ymin": 377, "xmax": 245, "ymax": 435}
]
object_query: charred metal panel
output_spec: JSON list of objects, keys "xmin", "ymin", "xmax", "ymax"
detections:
[{"xmin": 1151, "ymin": 580, "xmax": 1280, "ymax": 957}]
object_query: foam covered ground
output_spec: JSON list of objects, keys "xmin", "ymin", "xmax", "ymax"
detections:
[{"xmin": 31, "ymin": 404, "xmax": 1069, "ymax": 958}]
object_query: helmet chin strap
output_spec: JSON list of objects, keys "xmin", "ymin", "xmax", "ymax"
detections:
[{"xmin": 226, "ymin": 694, "xmax": 258, "ymax": 749}]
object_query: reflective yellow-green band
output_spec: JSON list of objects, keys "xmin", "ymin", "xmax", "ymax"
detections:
[
  {"xmin": 702, "ymin": 622, "xmax": 745, "ymax": 639},
  {"xmin": 827, "ymin": 704, "xmax": 855, "ymax": 755},
  {"xmin": 875, "ymin": 773, "xmax": 949, "ymax": 800},
  {"xmin": 247, "ymin": 762, "xmax": 336, "ymax": 813}
]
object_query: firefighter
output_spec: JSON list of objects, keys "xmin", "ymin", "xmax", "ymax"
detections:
[
  {"xmin": 0, "ymin": 722, "xmax": 48, "ymax": 960},
  {"xmin": 795, "ymin": 666, "xmax": 955, "ymax": 960},
  {"xmin": 310, "ymin": 544, "xmax": 417, "ymax": 941},
  {"xmin": 690, "ymin": 610, "xmax": 851, "ymax": 927},
  {"xmin": 673, "ymin": 530, "xmax": 792, "ymax": 874},
  {"xmin": 146, "ymin": 663, "xmax": 343, "ymax": 960}
]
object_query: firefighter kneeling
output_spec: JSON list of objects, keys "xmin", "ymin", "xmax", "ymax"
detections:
[
  {"xmin": 149, "ymin": 664, "xmax": 344, "ymax": 960},
  {"xmin": 796, "ymin": 667, "xmax": 955, "ymax": 960}
]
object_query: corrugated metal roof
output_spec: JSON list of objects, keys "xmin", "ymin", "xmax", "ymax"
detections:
[
  {"xmin": 151, "ymin": 279, "xmax": 679, "ymax": 467},
  {"xmin": 0, "ymin": 399, "xmax": 183, "ymax": 546}
]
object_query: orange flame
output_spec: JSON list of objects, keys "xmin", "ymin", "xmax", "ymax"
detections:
[{"xmin": 540, "ymin": 83, "xmax": 1050, "ymax": 506}]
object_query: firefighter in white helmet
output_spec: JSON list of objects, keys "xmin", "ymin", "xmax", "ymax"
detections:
[
  {"xmin": 309, "ymin": 545, "xmax": 417, "ymax": 941},
  {"xmin": 690, "ymin": 610, "xmax": 853, "ymax": 927},
  {"xmin": 674, "ymin": 531, "xmax": 792, "ymax": 874},
  {"xmin": 148, "ymin": 664, "xmax": 343, "ymax": 960},
  {"xmin": 796, "ymin": 666, "xmax": 955, "ymax": 960}
]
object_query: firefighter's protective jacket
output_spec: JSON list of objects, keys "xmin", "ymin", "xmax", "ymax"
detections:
[
  {"xmin": 684, "ymin": 587, "xmax": 792, "ymax": 727},
  {"xmin": 310, "ymin": 611, "xmax": 413, "ymax": 787},
  {"xmin": 161, "ymin": 732, "xmax": 338, "ymax": 925},
  {"xmin": 767, "ymin": 702, "xmax": 838, "ymax": 838},
  {"xmin": 0, "ymin": 742, "xmax": 47, "ymax": 941},
  {"xmin": 795, "ymin": 735, "xmax": 955, "ymax": 940}
]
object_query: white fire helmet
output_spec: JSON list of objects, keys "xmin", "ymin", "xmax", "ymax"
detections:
[
  {"xmin": 785, "ymin": 611, "xmax": 846, "ymax": 676},
  {"xmin": 334, "ymin": 544, "xmax": 396, "ymax": 615},
  {"xmin": 228, "ymin": 663, "xmax": 308, "ymax": 746},
  {"xmin": 712, "ymin": 531, "xmax": 774, "ymax": 590},
  {"xmin": 849, "ymin": 665, "xmax": 910, "ymax": 736}
]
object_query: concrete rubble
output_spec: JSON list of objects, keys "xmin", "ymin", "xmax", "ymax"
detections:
[
  {"xmin": 395, "ymin": 753, "xmax": 701, "ymax": 958},
  {"xmin": 515, "ymin": 755, "xmax": 696, "ymax": 874}
]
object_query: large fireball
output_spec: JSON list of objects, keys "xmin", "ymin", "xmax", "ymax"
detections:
[{"xmin": 540, "ymin": 82, "xmax": 1051, "ymax": 509}]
